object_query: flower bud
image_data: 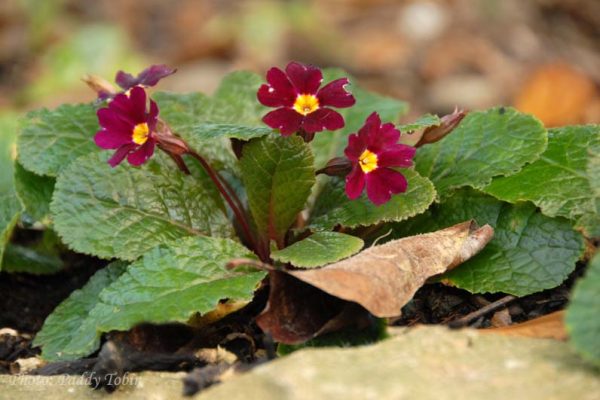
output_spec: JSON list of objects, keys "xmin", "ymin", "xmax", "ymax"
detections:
[
  {"xmin": 154, "ymin": 121, "xmax": 189, "ymax": 156},
  {"xmin": 316, "ymin": 157, "xmax": 353, "ymax": 177},
  {"xmin": 417, "ymin": 108, "xmax": 467, "ymax": 147},
  {"xmin": 82, "ymin": 74, "xmax": 117, "ymax": 100}
]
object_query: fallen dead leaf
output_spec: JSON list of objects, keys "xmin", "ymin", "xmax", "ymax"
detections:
[
  {"xmin": 481, "ymin": 310, "xmax": 567, "ymax": 341},
  {"xmin": 257, "ymin": 221, "xmax": 494, "ymax": 343}
]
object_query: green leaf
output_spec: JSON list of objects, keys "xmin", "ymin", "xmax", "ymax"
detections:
[
  {"xmin": 484, "ymin": 125, "xmax": 600, "ymax": 237},
  {"xmin": 51, "ymin": 152, "xmax": 233, "ymax": 261},
  {"xmin": 0, "ymin": 113, "xmax": 22, "ymax": 270},
  {"xmin": 155, "ymin": 92, "xmax": 238, "ymax": 172},
  {"xmin": 415, "ymin": 107, "xmax": 547, "ymax": 198},
  {"xmin": 397, "ymin": 114, "xmax": 441, "ymax": 133},
  {"xmin": 0, "ymin": 192, "xmax": 22, "ymax": 269},
  {"xmin": 2, "ymin": 244, "xmax": 63, "ymax": 275},
  {"xmin": 0, "ymin": 112, "xmax": 19, "ymax": 193},
  {"xmin": 17, "ymin": 103, "xmax": 99, "ymax": 177},
  {"xmin": 312, "ymin": 69, "xmax": 408, "ymax": 169},
  {"xmin": 41, "ymin": 236, "xmax": 265, "ymax": 361},
  {"xmin": 14, "ymin": 162, "xmax": 55, "ymax": 223},
  {"xmin": 175, "ymin": 122, "xmax": 272, "ymax": 142},
  {"xmin": 240, "ymin": 135, "xmax": 315, "ymax": 243},
  {"xmin": 271, "ymin": 232, "xmax": 364, "ymax": 268},
  {"xmin": 308, "ymin": 169, "xmax": 435, "ymax": 230},
  {"xmin": 34, "ymin": 261, "xmax": 128, "ymax": 361},
  {"xmin": 155, "ymin": 92, "xmax": 272, "ymax": 174},
  {"xmin": 392, "ymin": 188, "xmax": 584, "ymax": 295},
  {"xmin": 211, "ymin": 71, "xmax": 270, "ymax": 125},
  {"xmin": 566, "ymin": 253, "xmax": 600, "ymax": 366}
]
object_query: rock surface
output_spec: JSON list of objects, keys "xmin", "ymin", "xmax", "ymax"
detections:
[{"xmin": 1, "ymin": 327, "xmax": 598, "ymax": 400}]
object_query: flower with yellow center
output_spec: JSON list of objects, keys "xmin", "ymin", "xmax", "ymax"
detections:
[
  {"xmin": 132, "ymin": 122, "xmax": 150, "ymax": 145},
  {"xmin": 358, "ymin": 149, "xmax": 378, "ymax": 173},
  {"xmin": 95, "ymin": 86, "xmax": 159, "ymax": 167},
  {"xmin": 344, "ymin": 112, "xmax": 416, "ymax": 206},
  {"xmin": 257, "ymin": 62, "xmax": 356, "ymax": 135}
]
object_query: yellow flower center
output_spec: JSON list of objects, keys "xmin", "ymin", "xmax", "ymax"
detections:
[
  {"xmin": 293, "ymin": 94, "xmax": 319, "ymax": 116},
  {"xmin": 358, "ymin": 149, "xmax": 378, "ymax": 173},
  {"xmin": 132, "ymin": 122, "xmax": 150, "ymax": 145}
]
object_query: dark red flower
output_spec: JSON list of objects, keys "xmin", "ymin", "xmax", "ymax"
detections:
[
  {"xmin": 257, "ymin": 61, "xmax": 356, "ymax": 136},
  {"xmin": 344, "ymin": 112, "xmax": 416, "ymax": 205},
  {"xmin": 115, "ymin": 64, "xmax": 177, "ymax": 91},
  {"xmin": 94, "ymin": 86, "xmax": 159, "ymax": 167}
]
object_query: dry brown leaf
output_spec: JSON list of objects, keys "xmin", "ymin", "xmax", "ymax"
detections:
[
  {"xmin": 257, "ymin": 221, "xmax": 493, "ymax": 343},
  {"xmin": 481, "ymin": 310, "xmax": 567, "ymax": 341},
  {"xmin": 515, "ymin": 63, "xmax": 598, "ymax": 127}
]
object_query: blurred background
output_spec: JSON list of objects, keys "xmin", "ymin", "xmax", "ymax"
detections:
[{"xmin": 0, "ymin": 0, "xmax": 599, "ymax": 127}]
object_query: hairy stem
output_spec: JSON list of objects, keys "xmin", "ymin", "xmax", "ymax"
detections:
[{"xmin": 187, "ymin": 151, "xmax": 260, "ymax": 260}]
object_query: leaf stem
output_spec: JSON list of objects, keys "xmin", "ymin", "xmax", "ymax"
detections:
[{"xmin": 186, "ymin": 151, "xmax": 260, "ymax": 259}]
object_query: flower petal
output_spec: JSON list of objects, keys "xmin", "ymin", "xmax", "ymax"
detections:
[
  {"xmin": 357, "ymin": 112, "xmax": 381, "ymax": 142},
  {"xmin": 136, "ymin": 65, "xmax": 176, "ymax": 87},
  {"xmin": 285, "ymin": 62, "xmax": 322, "ymax": 94},
  {"xmin": 115, "ymin": 65, "xmax": 176, "ymax": 90},
  {"xmin": 257, "ymin": 68, "xmax": 296, "ymax": 107},
  {"xmin": 262, "ymin": 108, "xmax": 303, "ymax": 136},
  {"xmin": 365, "ymin": 168, "xmax": 408, "ymax": 205},
  {"xmin": 368, "ymin": 123, "xmax": 401, "ymax": 152},
  {"xmin": 147, "ymin": 99, "xmax": 159, "ymax": 131},
  {"xmin": 377, "ymin": 144, "xmax": 416, "ymax": 168},
  {"xmin": 127, "ymin": 86, "xmax": 148, "ymax": 123},
  {"xmin": 94, "ymin": 129, "xmax": 132, "ymax": 149},
  {"xmin": 344, "ymin": 133, "xmax": 367, "ymax": 161},
  {"xmin": 108, "ymin": 92, "xmax": 137, "ymax": 121},
  {"xmin": 317, "ymin": 78, "xmax": 355, "ymax": 108},
  {"xmin": 127, "ymin": 140, "xmax": 156, "ymax": 166},
  {"xmin": 345, "ymin": 164, "xmax": 366, "ymax": 200},
  {"xmin": 114, "ymin": 71, "xmax": 136, "ymax": 90},
  {"xmin": 97, "ymin": 107, "xmax": 134, "ymax": 134},
  {"xmin": 108, "ymin": 144, "xmax": 136, "ymax": 167},
  {"xmin": 302, "ymin": 108, "xmax": 344, "ymax": 133}
]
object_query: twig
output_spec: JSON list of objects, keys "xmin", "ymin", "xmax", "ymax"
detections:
[{"xmin": 448, "ymin": 295, "xmax": 517, "ymax": 328}]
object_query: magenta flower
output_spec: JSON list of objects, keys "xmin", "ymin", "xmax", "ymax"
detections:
[
  {"xmin": 257, "ymin": 61, "xmax": 356, "ymax": 135},
  {"xmin": 344, "ymin": 112, "xmax": 416, "ymax": 205},
  {"xmin": 115, "ymin": 64, "xmax": 177, "ymax": 92},
  {"xmin": 94, "ymin": 86, "xmax": 159, "ymax": 167}
]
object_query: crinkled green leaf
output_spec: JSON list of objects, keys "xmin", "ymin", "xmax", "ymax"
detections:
[
  {"xmin": 14, "ymin": 162, "xmax": 55, "ymax": 223},
  {"xmin": 566, "ymin": 253, "xmax": 600, "ymax": 366},
  {"xmin": 45, "ymin": 236, "xmax": 265, "ymax": 361},
  {"xmin": 240, "ymin": 135, "xmax": 315, "ymax": 243},
  {"xmin": 17, "ymin": 103, "xmax": 99, "ymax": 177},
  {"xmin": 392, "ymin": 188, "xmax": 584, "ymax": 295},
  {"xmin": 0, "ymin": 113, "xmax": 22, "ymax": 270},
  {"xmin": 153, "ymin": 92, "xmax": 236, "ymax": 172},
  {"xmin": 0, "ymin": 192, "xmax": 22, "ymax": 269},
  {"xmin": 397, "ymin": 114, "xmax": 441, "ymax": 133},
  {"xmin": 308, "ymin": 169, "xmax": 435, "ymax": 230},
  {"xmin": 0, "ymin": 112, "xmax": 19, "ymax": 193},
  {"xmin": 271, "ymin": 232, "xmax": 364, "ymax": 268},
  {"xmin": 415, "ymin": 107, "xmax": 547, "ymax": 198},
  {"xmin": 484, "ymin": 126, "xmax": 600, "ymax": 238},
  {"xmin": 51, "ymin": 152, "xmax": 233, "ymax": 261},
  {"xmin": 312, "ymin": 69, "xmax": 408, "ymax": 169},
  {"xmin": 211, "ymin": 71, "xmax": 270, "ymax": 125},
  {"xmin": 34, "ymin": 261, "xmax": 128, "ymax": 361},
  {"xmin": 2, "ymin": 243, "xmax": 64, "ymax": 275}
]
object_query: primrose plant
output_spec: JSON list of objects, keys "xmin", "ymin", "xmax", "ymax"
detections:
[{"xmin": 8, "ymin": 61, "xmax": 593, "ymax": 362}]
